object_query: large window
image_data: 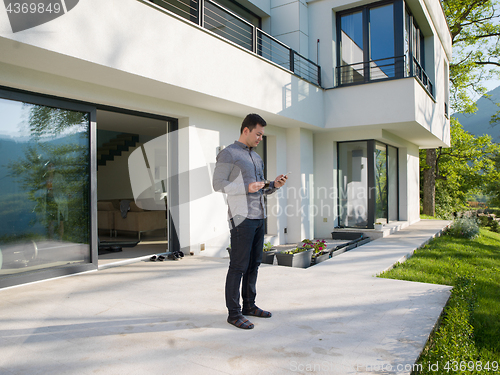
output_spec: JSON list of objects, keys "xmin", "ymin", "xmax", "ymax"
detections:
[
  {"xmin": 338, "ymin": 142, "xmax": 369, "ymax": 228},
  {"xmin": 337, "ymin": 0, "xmax": 431, "ymax": 94},
  {"xmin": 338, "ymin": 1, "xmax": 400, "ymax": 85},
  {"xmin": 338, "ymin": 140, "xmax": 398, "ymax": 228},
  {"xmin": 0, "ymin": 92, "xmax": 92, "ymax": 286}
]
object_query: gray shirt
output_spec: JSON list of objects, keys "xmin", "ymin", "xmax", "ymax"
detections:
[{"xmin": 212, "ymin": 141, "xmax": 278, "ymax": 220}]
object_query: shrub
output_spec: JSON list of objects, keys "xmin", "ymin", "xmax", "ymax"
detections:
[
  {"xmin": 448, "ymin": 217, "xmax": 480, "ymax": 239},
  {"xmin": 477, "ymin": 215, "xmax": 490, "ymax": 227},
  {"xmin": 489, "ymin": 220, "xmax": 500, "ymax": 233}
]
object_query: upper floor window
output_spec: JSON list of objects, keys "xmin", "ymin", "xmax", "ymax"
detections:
[
  {"xmin": 338, "ymin": 1, "xmax": 399, "ymax": 85},
  {"xmin": 405, "ymin": 8, "xmax": 424, "ymax": 75},
  {"xmin": 337, "ymin": 0, "xmax": 432, "ymax": 96}
]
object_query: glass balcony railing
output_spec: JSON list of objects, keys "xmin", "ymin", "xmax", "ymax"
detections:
[
  {"xmin": 148, "ymin": 0, "xmax": 322, "ymax": 87},
  {"xmin": 336, "ymin": 54, "xmax": 434, "ymax": 98}
]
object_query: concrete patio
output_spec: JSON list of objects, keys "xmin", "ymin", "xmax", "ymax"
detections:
[{"xmin": 0, "ymin": 220, "xmax": 452, "ymax": 374}]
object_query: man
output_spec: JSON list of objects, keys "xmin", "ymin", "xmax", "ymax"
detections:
[{"xmin": 213, "ymin": 113, "xmax": 288, "ymax": 329}]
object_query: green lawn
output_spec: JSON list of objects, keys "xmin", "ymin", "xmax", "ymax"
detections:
[{"xmin": 379, "ymin": 229, "xmax": 500, "ymax": 374}]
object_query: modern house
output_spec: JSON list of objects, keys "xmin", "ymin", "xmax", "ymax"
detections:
[{"xmin": 0, "ymin": 0, "xmax": 451, "ymax": 288}]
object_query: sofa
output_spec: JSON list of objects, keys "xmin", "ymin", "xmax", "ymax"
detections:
[{"xmin": 97, "ymin": 200, "xmax": 166, "ymax": 240}]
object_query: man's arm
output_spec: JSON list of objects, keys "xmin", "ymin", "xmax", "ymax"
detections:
[
  {"xmin": 263, "ymin": 174, "xmax": 288, "ymax": 195},
  {"xmin": 212, "ymin": 150, "xmax": 247, "ymax": 195}
]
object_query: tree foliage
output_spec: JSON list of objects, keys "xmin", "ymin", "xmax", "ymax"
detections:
[
  {"xmin": 442, "ymin": 0, "xmax": 500, "ymax": 113},
  {"xmin": 484, "ymin": 151, "xmax": 500, "ymax": 207},
  {"xmin": 421, "ymin": 0, "xmax": 500, "ymax": 217},
  {"xmin": 421, "ymin": 118, "xmax": 500, "ymax": 217},
  {"xmin": 5, "ymin": 105, "xmax": 90, "ymax": 243}
]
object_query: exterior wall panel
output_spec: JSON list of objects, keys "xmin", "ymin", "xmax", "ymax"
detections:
[{"xmin": 0, "ymin": 0, "xmax": 324, "ymax": 128}]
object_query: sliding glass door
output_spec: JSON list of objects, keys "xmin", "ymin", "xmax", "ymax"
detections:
[
  {"xmin": 338, "ymin": 142, "xmax": 369, "ymax": 228},
  {"xmin": 0, "ymin": 89, "xmax": 94, "ymax": 288},
  {"xmin": 338, "ymin": 140, "xmax": 398, "ymax": 228}
]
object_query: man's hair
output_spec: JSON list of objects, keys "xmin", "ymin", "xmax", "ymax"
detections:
[{"xmin": 241, "ymin": 113, "xmax": 267, "ymax": 134}]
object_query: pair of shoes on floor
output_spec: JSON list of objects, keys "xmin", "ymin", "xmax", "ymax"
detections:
[
  {"xmin": 168, "ymin": 250, "xmax": 184, "ymax": 261},
  {"xmin": 242, "ymin": 306, "xmax": 272, "ymax": 318},
  {"xmin": 150, "ymin": 255, "xmax": 166, "ymax": 262}
]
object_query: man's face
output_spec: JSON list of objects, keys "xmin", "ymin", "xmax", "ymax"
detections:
[{"xmin": 244, "ymin": 124, "xmax": 265, "ymax": 148}]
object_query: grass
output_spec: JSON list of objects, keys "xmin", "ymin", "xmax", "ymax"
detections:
[
  {"xmin": 379, "ymin": 228, "xmax": 500, "ymax": 374},
  {"xmin": 420, "ymin": 214, "xmax": 441, "ymax": 220}
]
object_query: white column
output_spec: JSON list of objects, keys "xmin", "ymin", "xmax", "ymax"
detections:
[
  {"xmin": 271, "ymin": 0, "xmax": 309, "ymax": 57},
  {"xmin": 285, "ymin": 127, "xmax": 314, "ymax": 243}
]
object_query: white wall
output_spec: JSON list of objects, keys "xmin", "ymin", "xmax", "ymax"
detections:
[
  {"xmin": 0, "ymin": 0, "xmax": 324, "ymax": 129},
  {"xmin": 313, "ymin": 133, "xmax": 337, "ymax": 238},
  {"xmin": 271, "ymin": 0, "xmax": 309, "ymax": 56},
  {"xmin": 285, "ymin": 127, "xmax": 314, "ymax": 242},
  {"xmin": 324, "ymin": 78, "xmax": 450, "ymax": 148},
  {"xmin": 405, "ymin": 143, "xmax": 421, "ymax": 224}
]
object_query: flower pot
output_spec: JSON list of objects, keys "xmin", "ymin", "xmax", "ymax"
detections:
[
  {"xmin": 356, "ymin": 237, "xmax": 371, "ymax": 247},
  {"xmin": 275, "ymin": 248, "xmax": 313, "ymax": 268},
  {"xmin": 312, "ymin": 251, "xmax": 331, "ymax": 265},
  {"xmin": 261, "ymin": 249, "xmax": 277, "ymax": 265},
  {"xmin": 374, "ymin": 224, "xmax": 383, "ymax": 231}
]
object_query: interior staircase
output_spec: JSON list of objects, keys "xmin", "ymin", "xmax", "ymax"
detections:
[{"xmin": 97, "ymin": 133, "xmax": 140, "ymax": 168}]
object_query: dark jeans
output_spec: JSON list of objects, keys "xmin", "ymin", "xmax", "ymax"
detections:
[{"xmin": 226, "ymin": 217, "xmax": 265, "ymax": 319}]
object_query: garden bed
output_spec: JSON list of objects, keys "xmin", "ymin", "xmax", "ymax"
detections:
[{"xmin": 267, "ymin": 234, "xmax": 371, "ymax": 268}]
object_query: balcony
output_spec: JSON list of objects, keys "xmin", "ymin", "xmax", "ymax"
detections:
[
  {"xmin": 336, "ymin": 55, "xmax": 434, "ymax": 98},
  {"xmin": 148, "ymin": 0, "xmax": 321, "ymax": 87}
]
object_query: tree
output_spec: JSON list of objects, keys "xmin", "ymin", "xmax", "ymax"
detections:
[
  {"xmin": 443, "ymin": 0, "xmax": 500, "ymax": 114},
  {"xmin": 6, "ymin": 105, "xmax": 90, "ymax": 243},
  {"xmin": 420, "ymin": 118, "xmax": 500, "ymax": 217},
  {"xmin": 485, "ymin": 151, "xmax": 500, "ymax": 207},
  {"xmin": 422, "ymin": 0, "xmax": 500, "ymax": 216}
]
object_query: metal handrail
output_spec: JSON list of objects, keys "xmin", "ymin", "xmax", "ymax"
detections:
[
  {"xmin": 147, "ymin": 0, "xmax": 322, "ymax": 87},
  {"xmin": 203, "ymin": 1, "xmax": 253, "ymax": 50},
  {"xmin": 336, "ymin": 54, "xmax": 434, "ymax": 98},
  {"xmin": 412, "ymin": 56, "xmax": 433, "ymax": 96}
]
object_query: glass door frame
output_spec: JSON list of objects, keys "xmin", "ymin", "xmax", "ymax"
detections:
[
  {"xmin": 0, "ymin": 86, "xmax": 97, "ymax": 289},
  {"xmin": 337, "ymin": 139, "xmax": 399, "ymax": 229},
  {"xmin": 94, "ymin": 105, "xmax": 181, "ymax": 254}
]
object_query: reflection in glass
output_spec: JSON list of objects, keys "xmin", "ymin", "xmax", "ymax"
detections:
[
  {"xmin": 405, "ymin": 9, "xmax": 411, "ymax": 76},
  {"xmin": 388, "ymin": 146, "xmax": 398, "ymax": 221},
  {"xmin": 375, "ymin": 143, "xmax": 387, "ymax": 224},
  {"xmin": 340, "ymin": 11, "xmax": 364, "ymax": 84},
  {"xmin": 369, "ymin": 4, "xmax": 395, "ymax": 80},
  {"xmin": 0, "ymin": 98, "xmax": 90, "ymax": 277},
  {"xmin": 338, "ymin": 142, "xmax": 368, "ymax": 228}
]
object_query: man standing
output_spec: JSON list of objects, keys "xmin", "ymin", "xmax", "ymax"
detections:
[{"xmin": 213, "ymin": 114, "xmax": 288, "ymax": 329}]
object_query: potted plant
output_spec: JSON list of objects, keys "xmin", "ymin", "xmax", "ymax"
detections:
[
  {"xmin": 374, "ymin": 222, "xmax": 384, "ymax": 231},
  {"xmin": 261, "ymin": 242, "xmax": 277, "ymax": 264},
  {"xmin": 275, "ymin": 246, "xmax": 313, "ymax": 268},
  {"xmin": 302, "ymin": 239, "xmax": 330, "ymax": 265}
]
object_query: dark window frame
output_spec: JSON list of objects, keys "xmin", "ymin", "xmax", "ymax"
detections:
[
  {"xmin": 0, "ymin": 86, "xmax": 97, "ymax": 289},
  {"xmin": 0, "ymin": 86, "xmax": 181, "ymax": 288},
  {"xmin": 336, "ymin": 139, "xmax": 399, "ymax": 229},
  {"xmin": 337, "ymin": 0, "xmax": 404, "ymax": 86}
]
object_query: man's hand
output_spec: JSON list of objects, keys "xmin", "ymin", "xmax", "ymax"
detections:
[
  {"xmin": 248, "ymin": 181, "xmax": 265, "ymax": 193},
  {"xmin": 274, "ymin": 174, "xmax": 288, "ymax": 188}
]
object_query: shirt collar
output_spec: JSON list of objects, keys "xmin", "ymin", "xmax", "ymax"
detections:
[{"xmin": 234, "ymin": 140, "xmax": 251, "ymax": 150}]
